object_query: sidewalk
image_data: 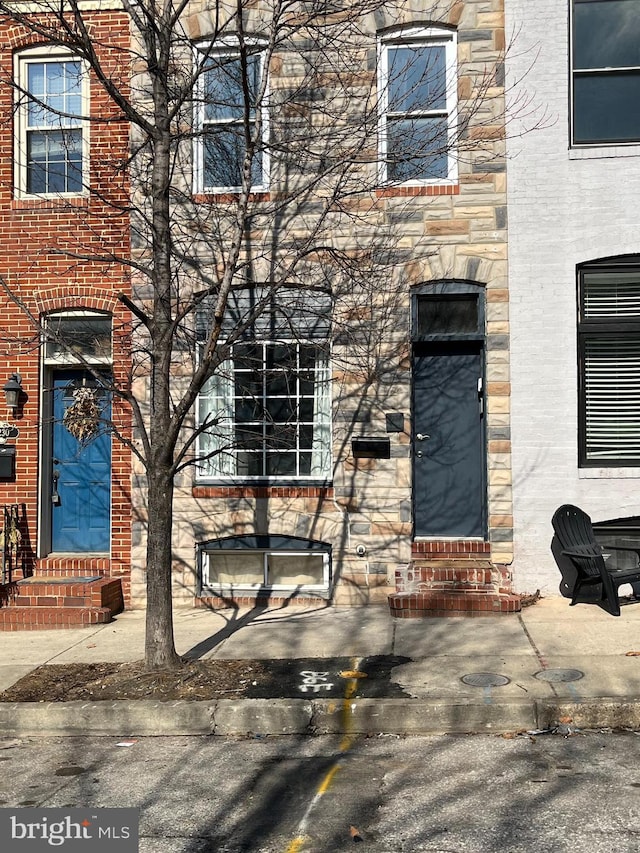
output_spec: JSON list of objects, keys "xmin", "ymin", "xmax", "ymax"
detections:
[{"xmin": 1, "ymin": 596, "xmax": 640, "ymax": 736}]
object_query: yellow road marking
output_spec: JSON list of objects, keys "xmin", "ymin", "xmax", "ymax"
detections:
[
  {"xmin": 285, "ymin": 837, "xmax": 307, "ymax": 853},
  {"xmin": 283, "ymin": 657, "xmax": 363, "ymax": 853},
  {"xmin": 317, "ymin": 762, "xmax": 341, "ymax": 794},
  {"xmin": 339, "ymin": 669, "xmax": 368, "ymax": 679}
]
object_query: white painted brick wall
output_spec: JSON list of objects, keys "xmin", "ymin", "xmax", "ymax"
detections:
[{"xmin": 505, "ymin": 0, "xmax": 640, "ymax": 594}]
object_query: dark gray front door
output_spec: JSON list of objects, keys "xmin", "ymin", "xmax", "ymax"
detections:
[{"xmin": 413, "ymin": 342, "xmax": 486, "ymax": 537}]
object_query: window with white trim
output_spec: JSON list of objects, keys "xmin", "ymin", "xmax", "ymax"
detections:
[
  {"xmin": 15, "ymin": 51, "xmax": 87, "ymax": 195},
  {"xmin": 578, "ymin": 259, "xmax": 640, "ymax": 465},
  {"xmin": 572, "ymin": 0, "xmax": 640, "ymax": 145},
  {"xmin": 198, "ymin": 535, "xmax": 331, "ymax": 595},
  {"xmin": 196, "ymin": 289, "xmax": 331, "ymax": 481},
  {"xmin": 194, "ymin": 40, "xmax": 268, "ymax": 192},
  {"xmin": 378, "ymin": 26, "xmax": 457, "ymax": 183}
]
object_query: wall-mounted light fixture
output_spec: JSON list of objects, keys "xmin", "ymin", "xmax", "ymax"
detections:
[{"xmin": 3, "ymin": 373, "xmax": 22, "ymax": 413}]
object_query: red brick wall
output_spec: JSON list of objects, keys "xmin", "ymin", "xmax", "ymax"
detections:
[{"xmin": 0, "ymin": 12, "xmax": 132, "ymax": 597}]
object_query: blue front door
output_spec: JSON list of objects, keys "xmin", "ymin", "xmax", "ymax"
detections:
[{"xmin": 52, "ymin": 371, "xmax": 111, "ymax": 552}]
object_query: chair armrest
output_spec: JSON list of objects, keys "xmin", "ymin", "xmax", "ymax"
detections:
[{"xmin": 604, "ymin": 544, "xmax": 640, "ymax": 558}]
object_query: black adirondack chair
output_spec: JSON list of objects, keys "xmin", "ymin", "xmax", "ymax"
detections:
[{"xmin": 552, "ymin": 504, "xmax": 640, "ymax": 616}]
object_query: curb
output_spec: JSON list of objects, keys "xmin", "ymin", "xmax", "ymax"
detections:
[{"xmin": 1, "ymin": 697, "xmax": 639, "ymax": 737}]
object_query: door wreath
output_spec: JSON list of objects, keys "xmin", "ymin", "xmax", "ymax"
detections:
[{"xmin": 63, "ymin": 385, "xmax": 102, "ymax": 441}]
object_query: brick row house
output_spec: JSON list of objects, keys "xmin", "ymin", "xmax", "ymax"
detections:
[
  {"xmin": 0, "ymin": 0, "xmax": 519, "ymax": 628},
  {"xmin": 145, "ymin": 0, "xmax": 518, "ymax": 617},
  {"xmin": 0, "ymin": 7, "xmax": 131, "ymax": 626}
]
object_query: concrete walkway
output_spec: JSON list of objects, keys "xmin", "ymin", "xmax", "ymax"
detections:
[{"xmin": 2, "ymin": 597, "xmax": 640, "ymax": 736}]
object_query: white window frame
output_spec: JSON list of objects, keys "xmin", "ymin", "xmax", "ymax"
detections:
[
  {"xmin": 196, "ymin": 337, "xmax": 332, "ymax": 483},
  {"xmin": 378, "ymin": 26, "xmax": 458, "ymax": 185},
  {"xmin": 193, "ymin": 38, "xmax": 269, "ymax": 194},
  {"xmin": 201, "ymin": 549, "xmax": 331, "ymax": 594},
  {"xmin": 14, "ymin": 47, "xmax": 89, "ymax": 198}
]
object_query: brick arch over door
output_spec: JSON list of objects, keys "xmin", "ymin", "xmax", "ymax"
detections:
[{"xmin": 34, "ymin": 290, "xmax": 119, "ymax": 317}]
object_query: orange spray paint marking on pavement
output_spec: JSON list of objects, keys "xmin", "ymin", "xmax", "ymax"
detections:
[{"xmin": 284, "ymin": 657, "xmax": 363, "ymax": 853}]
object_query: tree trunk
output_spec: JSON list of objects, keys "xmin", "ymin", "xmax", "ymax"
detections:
[{"xmin": 144, "ymin": 464, "xmax": 181, "ymax": 669}]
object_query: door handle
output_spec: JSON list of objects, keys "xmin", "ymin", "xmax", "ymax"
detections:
[
  {"xmin": 52, "ymin": 469, "xmax": 61, "ymax": 505},
  {"xmin": 416, "ymin": 433, "xmax": 430, "ymax": 441}
]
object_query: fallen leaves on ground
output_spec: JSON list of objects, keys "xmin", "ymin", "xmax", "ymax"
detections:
[{"xmin": 0, "ymin": 660, "xmax": 270, "ymax": 702}]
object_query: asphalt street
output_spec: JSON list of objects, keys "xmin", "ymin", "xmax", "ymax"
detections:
[{"xmin": 2, "ymin": 731, "xmax": 640, "ymax": 852}]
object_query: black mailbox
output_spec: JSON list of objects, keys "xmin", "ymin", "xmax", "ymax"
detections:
[
  {"xmin": 351, "ymin": 437, "xmax": 391, "ymax": 459},
  {"xmin": 0, "ymin": 445, "xmax": 15, "ymax": 480}
]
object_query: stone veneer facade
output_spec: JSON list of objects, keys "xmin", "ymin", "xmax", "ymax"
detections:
[{"xmin": 129, "ymin": 0, "xmax": 514, "ymax": 609}]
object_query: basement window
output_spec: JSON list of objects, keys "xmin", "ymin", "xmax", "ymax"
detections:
[{"xmin": 197, "ymin": 535, "xmax": 331, "ymax": 596}]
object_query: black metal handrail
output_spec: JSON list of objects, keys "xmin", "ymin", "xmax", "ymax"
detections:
[{"xmin": 1, "ymin": 504, "xmax": 23, "ymax": 586}]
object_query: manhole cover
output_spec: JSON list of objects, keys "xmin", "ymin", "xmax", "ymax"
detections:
[
  {"xmin": 534, "ymin": 668, "xmax": 584, "ymax": 683},
  {"xmin": 461, "ymin": 672, "xmax": 511, "ymax": 688}
]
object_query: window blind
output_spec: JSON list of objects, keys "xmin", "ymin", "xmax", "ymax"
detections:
[
  {"xmin": 583, "ymin": 272, "xmax": 640, "ymax": 320},
  {"xmin": 584, "ymin": 337, "xmax": 640, "ymax": 460}
]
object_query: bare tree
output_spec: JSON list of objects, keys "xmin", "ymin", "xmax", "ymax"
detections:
[{"xmin": 0, "ymin": 0, "xmax": 509, "ymax": 668}]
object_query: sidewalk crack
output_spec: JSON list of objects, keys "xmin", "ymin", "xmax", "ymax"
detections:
[{"xmin": 518, "ymin": 613, "xmax": 560, "ymax": 697}]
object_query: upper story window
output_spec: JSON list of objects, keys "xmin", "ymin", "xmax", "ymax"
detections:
[
  {"xmin": 578, "ymin": 258, "xmax": 640, "ymax": 466},
  {"xmin": 194, "ymin": 40, "xmax": 268, "ymax": 193},
  {"xmin": 15, "ymin": 50, "xmax": 87, "ymax": 196},
  {"xmin": 378, "ymin": 26, "xmax": 457, "ymax": 184},
  {"xmin": 572, "ymin": 0, "xmax": 640, "ymax": 145}
]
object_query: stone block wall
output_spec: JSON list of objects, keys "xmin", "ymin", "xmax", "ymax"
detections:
[{"xmin": 130, "ymin": 0, "xmax": 513, "ymax": 607}]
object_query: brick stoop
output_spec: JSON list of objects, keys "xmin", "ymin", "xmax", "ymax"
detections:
[
  {"xmin": 388, "ymin": 590, "xmax": 522, "ymax": 618},
  {"xmin": 389, "ymin": 554, "xmax": 521, "ymax": 618},
  {"xmin": 0, "ymin": 576, "xmax": 124, "ymax": 630}
]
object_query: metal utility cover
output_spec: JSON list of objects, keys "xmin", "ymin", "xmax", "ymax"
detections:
[
  {"xmin": 461, "ymin": 672, "xmax": 511, "ymax": 688},
  {"xmin": 534, "ymin": 668, "xmax": 584, "ymax": 683}
]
